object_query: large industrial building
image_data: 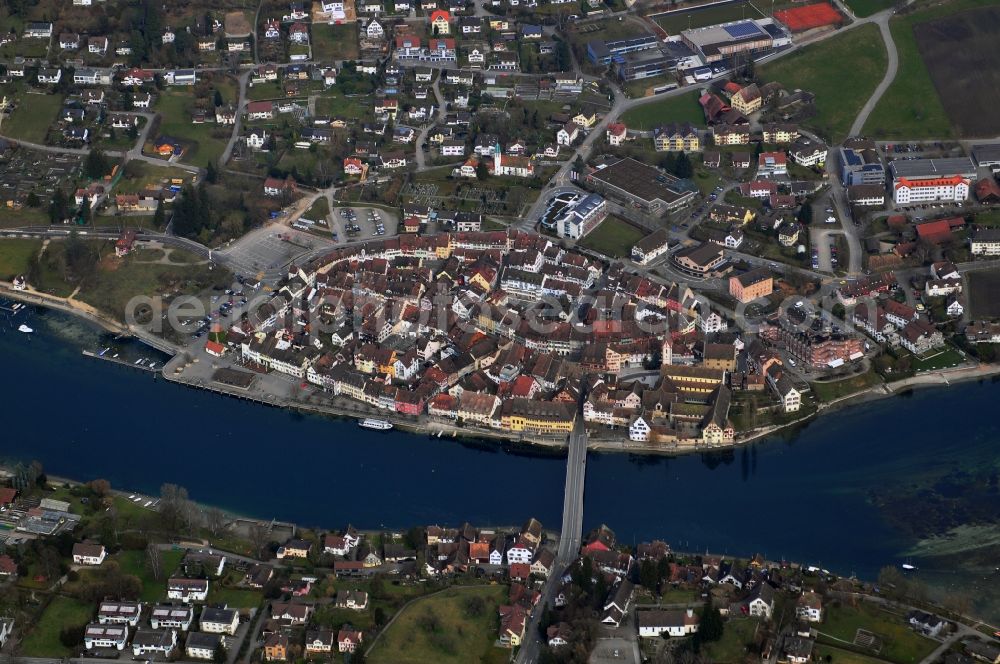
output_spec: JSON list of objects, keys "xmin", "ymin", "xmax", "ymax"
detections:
[
  {"xmin": 585, "ymin": 158, "xmax": 697, "ymax": 217},
  {"xmin": 554, "ymin": 193, "xmax": 608, "ymax": 240},
  {"xmin": 586, "ymin": 34, "xmax": 659, "ymax": 65},
  {"xmin": 889, "ymin": 157, "xmax": 977, "ymax": 205},
  {"xmin": 615, "ymin": 41, "xmax": 702, "ymax": 82},
  {"xmin": 680, "ymin": 19, "xmax": 788, "ymax": 63}
]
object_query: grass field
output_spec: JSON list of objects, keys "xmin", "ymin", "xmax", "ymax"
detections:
[
  {"xmin": 761, "ymin": 23, "xmax": 887, "ymax": 143},
  {"xmin": 863, "ymin": 0, "xmax": 1000, "ymax": 139},
  {"xmin": 155, "ymin": 91, "xmax": 232, "ymax": 167},
  {"xmin": 207, "ymin": 585, "xmax": 265, "ymax": 609},
  {"xmin": 2, "ymin": 92, "xmax": 62, "ymax": 143},
  {"xmin": 312, "ymin": 23, "xmax": 360, "ymax": 61},
  {"xmin": 578, "ymin": 216, "xmax": 647, "ymax": 258},
  {"xmin": 0, "ymin": 239, "xmax": 40, "ymax": 280},
  {"xmin": 703, "ymin": 617, "xmax": 760, "ymax": 663},
  {"xmin": 116, "ymin": 549, "xmax": 184, "ymax": 602},
  {"xmin": 819, "ymin": 603, "xmax": 938, "ymax": 664},
  {"xmin": 21, "ymin": 596, "xmax": 94, "ymax": 657},
  {"xmin": 911, "ymin": 346, "xmax": 965, "ymax": 372},
  {"xmin": 315, "ymin": 94, "xmax": 369, "ymax": 120},
  {"xmin": 367, "ymin": 585, "xmax": 506, "ymax": 664},
  {"xmin": 843, "ymin": 0, "xmax": 894, "ymax": 17},
  {"xmin": 75, "ymin": 249, "xmax": 230, "ymax": 322},
  {"xmin": 653, "ymin": 1, "xmax": 764, "ymax": 34},
  {"xmin": 810, "ymin": 369, "xmax": 883, "ymax": 402},
  {"xmin": 620, "ymin": 90, "xmax": 703, "ymax": 130}
]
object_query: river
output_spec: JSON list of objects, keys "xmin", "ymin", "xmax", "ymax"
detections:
[{"xmin": 2, "ymin": 306, "xmax": 998, "ymax": 621}]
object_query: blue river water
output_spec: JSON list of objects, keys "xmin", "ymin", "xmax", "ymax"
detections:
[{"xmin": 2, "ymin": 306, "xmax": 999, "ymax": 619}]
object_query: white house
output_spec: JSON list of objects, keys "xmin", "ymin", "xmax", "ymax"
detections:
[
  {"xmin": 200, "ymin": 607, "xmax": 239, "ymax": 635},
  {"xmin": 796, "ymin": 592, "xmax": 823, "ymax": 623},
  {"xmin": 638, "ymin": 609, "xmax": 700, "ymax": 638},
  {"xmin": 167, "ymin": 578, "xmax": 209, "ymax": 603},
  {"xmin": 72, "ymin": 543, "xmax": 107, "ymax": 566},
  {"xmin": 629, "ymin": 415, "xmax": 650, "ymax": 442},
  {"xmin": 186, "ymin": 633, "xmax": 223, "ymax": 660},
  {"xmin": 132, "ymin": 629, "xmax": 178, "ymax": 658},
  {"xmin": 97, "ymin": 601, "xmax": 142, "ymax": 627},
  {"xmin": 746, "ymin": 584, "xmax": 774, "ymax": 620},
  {"xmin": 84, "ymin": 624, "xmax": 128, "ymax": 651},
  {"xmin": 506, "ymin": 540, "xmax": 533, "ymax": 565},
  {"xmin": 150, "ymin": 606, "xmax": 194, "ymax": 631},
  {"xmin": 556, "ymin": 122, "xmax": 579, "ymax": 147}
]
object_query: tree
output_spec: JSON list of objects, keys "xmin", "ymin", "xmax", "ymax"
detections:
[
  {"xmin": 476, "ymin": 160, "xmax": 490, "ymax": 180},
  {"xmin": 213, "ymin": 89, "xmax": 223, "ymax": 107},
  {"xmin": 26, "ymin": 192, "xmax": 40, "ymax": 207},
  {"xmin": 84, "ymin": 149, "xmax": 110, "ymax": 179},
  {"xmin": 639, "ymin": 559, "xmax": 658, "ymax": 591},
  {"xmin": 49, "ymin": 188, "xmax": 68, "ymax": 224},
  {"xmin": 158, "ymin": 483, "xmax": 194, "ymax": 535},
  {"xmin": 248, "ymin": 522, "xmax": 270, "ymax": 559},
  {"xmin": 660, "ymin": 151, "xmax": 677, "ymax": 174},
  {"xmin": 205, "ymin": 160, "xmax": 218, "ymax": 184},
  {"xmin": 213, "ymin": 645, "xmax": 227, "ymax": 664},
  {"xmin": 204, "ymin": 507, "xmax": 226, "ymax": 537},
  {"xmin": 797, "ymin": 203, "xmax": 813, "ymax": 226},
  {"xmin": 147, "ymin": 542, "xmax": 162, "ymax": 580},
  {"xmin": 88, "ymin": 479, "xmax": 111, "ymax": 499},
  {"xmin": 153, "ymin": 201, "xmax": 165, "ymax": 228},
  {"xmin": 674, "ymin": 151, "xmax": 693, "ymax": 179},
  {"xmin": 696, "ymin": 604, "xmax": 724, "ymax": 643}
]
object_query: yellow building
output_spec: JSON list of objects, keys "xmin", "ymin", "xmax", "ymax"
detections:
[
  {"xmin": 654, "ymin": 122, "xmax": 700, "ymax": 153},
  {"xmin": 762, "ymin": 123, "xmax": 799, "ymax": 144},
  {"xmin": 572, "ymin": 110, "xmax": 597, "ymax": 128},
  {"xmin": 500, "ymin": 399, "xmax": 575, "ymax": 434},
  {"xmin": 731, "ymin": 84, "xmax": 762, "ymax": 115},
  {"xmin": 660, "ymin": 365, "xmax": 725, "ymax": 394}
]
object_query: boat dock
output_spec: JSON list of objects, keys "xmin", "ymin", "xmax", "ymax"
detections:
[{"xmin": 81, "ymin": 350, "xmax": 160, "ymax": 373}]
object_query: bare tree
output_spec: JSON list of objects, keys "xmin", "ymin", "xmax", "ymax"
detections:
[
  {"xmin": 248, "ymin": 522, "xmax": 270, "ymax": 560},
  {"xmin": 205, "ymin": 507, "xmax": 227, "ymax": 538},
  {"xmin": 146, "ymin": 542, "xmax": 163, "ymax": 581}
]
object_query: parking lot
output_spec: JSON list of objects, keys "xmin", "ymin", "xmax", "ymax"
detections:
[
  {"xmin": 330, "ymin": 205, "xmax": 399, "ymax": 243},
  {"xmin": 217, "ymin": 226, "xmax": 334, "ymax": 279}
]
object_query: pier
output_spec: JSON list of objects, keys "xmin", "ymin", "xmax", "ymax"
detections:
[{"xmin": 81, "ymin": 350, "xmax": 160, "ymax": 372}]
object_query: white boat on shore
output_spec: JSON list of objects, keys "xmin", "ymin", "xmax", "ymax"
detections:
[
  {"xmin": 902, "ymin": 563, "xmax": 916, "ymax": 570},
  {"xmin": 359, "ymin": 418, "xmax": 393, "ymax": 431},
  {"xmin": 17, "ymin": 324, "xmax": 32, "ymax": 333}
]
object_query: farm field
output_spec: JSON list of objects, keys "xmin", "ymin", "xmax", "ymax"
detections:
[
  {"xmin": 910, "ymin": 6, "xmax": 1000, "ymax": 137},
  {"xmin": 760, "ymin": 22, "xmax": 887, "ymax": 143},
  {"xmin": 620, "ymin": 90, "xmax": 703, "ymax": 130},
  {"xmin": 819, "ymin": 602, "xmax": 938, "ymax": 664},
  {"xmin": 968, "ymin": 269, "xmax": 1000, "ymax": 319},
  {"xmin": 864, "ymin": 0, "xmax": 1000, "ymax": 139}
]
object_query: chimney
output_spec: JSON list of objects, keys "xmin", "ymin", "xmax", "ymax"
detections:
[{"xmin": 686, "ymin": 608, "xmax": 694, "ymax": 618}]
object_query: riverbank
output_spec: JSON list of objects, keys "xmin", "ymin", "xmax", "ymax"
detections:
[{"xmin": 7, "ymin": 278, "xmax": 1000, "ymax": 459}]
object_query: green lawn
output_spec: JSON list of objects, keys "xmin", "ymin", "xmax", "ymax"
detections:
[
  {"xmin": 315, "ymin": 94, "xmax": 369, "ymax": 120},
  {"xmin": 578, "ymin": 216, "xmax": 647, "ymax": 258},
  {"xmin": 21, "ymin": 596, "xmax": 94, "ymax": 657},
  {"xmin": 621, "ymin": 90, "xmax": 703, "ymax": 130},
  {"xmin": 312, "ymin": 23, "xmax": 360, "ymax": 61},
  {"xmin": 862, "ymin": 0, "xmax": 1000, "ymax": 139},
  {"xmin": 116, "ymin": 161, "xmax": 195, "ymax": 194},
  {"xmin": 843, "ymin": 0, "xmax": 894, "ymax": 17},
  {"xmin": 367, "ymin": 585, "xmax": 506, "ymax": 664},
  {"xmin": 703, "ymin": 617, "xmax": 760, "ymax": 663},
  {"xmin": 810, "ymin": 369, "xmax": 883, "ymax": 402},
  {"xmin": 819, "ymin": 603, "xmax": 938, "ymax": 664},
  {"xmin": 654, "ymin": 1, "xmax": 765, "ymax": 34},
  {"xmin": 207, "ymin": 585, "xmax": 265, "ymax": 609},
  {"xmin": 2, "ymin": 92, "xmax": 62, "ymax": 143},
  {"xmin": 304, "ymin": 196, "xmax": 330, "ymax": 222},
  {"xmin": 0, "ymin": 239, "xmax": 41, "ymax": 280},
  {"xmin": 116, "ymin": 549, "xmax": 184, "ymax": 602},
  {"xmin": 155, "ymin": 91, "xmax": 232, "ymax": 167},
  {"xmin": 761, "ymin": 23, "xmax": 887, "ymax": 143},
  {"xmin": 247, "ymin": 81, "xmax": 283, "ymax": 102},
  {"xmin": 814, "ymin": 644, "xmax": 890, "ymax": 664},
  {"xmin": 911, "ymin": 346, "xmax": 965, "ymax": 372}
]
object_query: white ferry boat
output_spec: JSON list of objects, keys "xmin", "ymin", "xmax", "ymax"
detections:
[{"xmin": 358, "ymin": 418, "xmax": 393, "ymax": 431}]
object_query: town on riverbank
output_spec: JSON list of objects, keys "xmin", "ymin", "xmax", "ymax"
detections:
[
  {"xmin": 4, "ymin": 0, "xmax": 1000, "ymax": 456},
  {"xmin": 0, "ymin": 470, "xmax": 998, "ymax": 664}
]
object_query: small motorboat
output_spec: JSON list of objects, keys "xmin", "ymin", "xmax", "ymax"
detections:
[{"xmin": 17, "ymin": 324, "xmax": 32, "ymax": 333}]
